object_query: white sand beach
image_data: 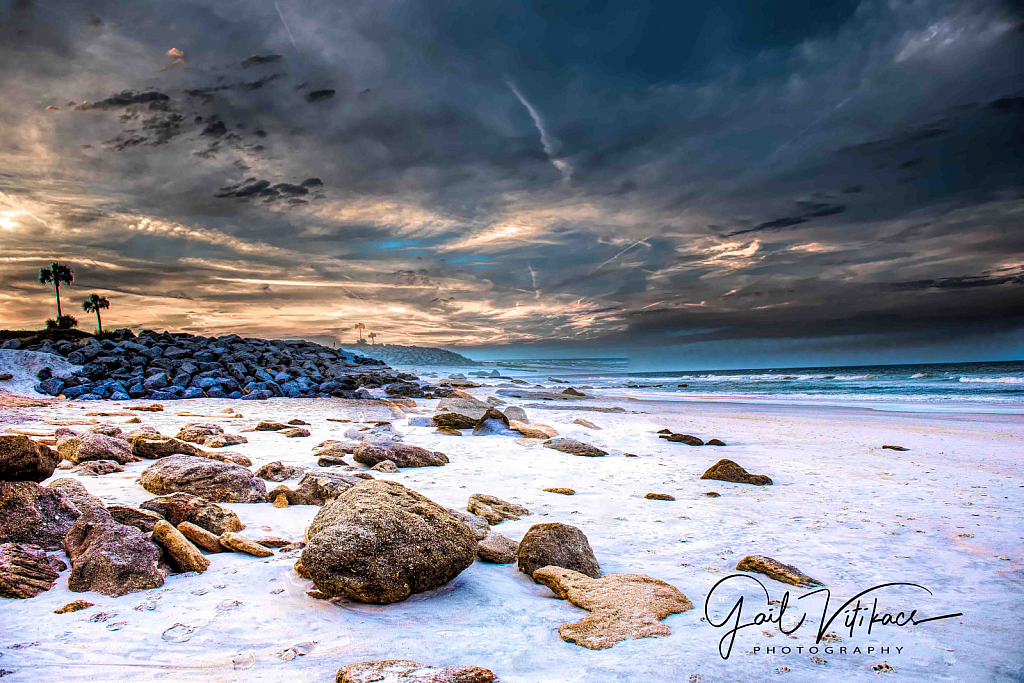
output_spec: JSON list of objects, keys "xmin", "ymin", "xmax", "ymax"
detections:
[{"xmin": 1, "ymin": 385, "xmax": 1022, "ymax": 682}]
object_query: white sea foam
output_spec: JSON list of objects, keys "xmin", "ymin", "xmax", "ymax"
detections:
[{"xmin": 958, "ymin": 376, "xmax": 1024, "ymax": 384}]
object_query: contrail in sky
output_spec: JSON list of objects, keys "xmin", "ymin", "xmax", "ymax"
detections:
[
  {"xmin": 507, "ymin": 81, "xmax": 572, "ymax": 183},
  {"xmin": 274, "ymin": 1, "xmax": 297, "ymax": 49}
]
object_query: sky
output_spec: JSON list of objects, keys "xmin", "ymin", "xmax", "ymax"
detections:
[{"xmin": 0, "ymin": 0, "xmax": 1022, "ymax": 367}]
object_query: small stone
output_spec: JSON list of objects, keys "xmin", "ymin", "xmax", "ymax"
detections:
[
  {"xmin": 882, "ymin": 445, "xmax": 908, "ymax": 451},
  {"xmin": 735, "ymin": 555, "xmax": 823, "ymax": 588},
  {"xmin": 705, "ymin": 439, "xmax": 727, "ymax": 446},
  {"xmin": 701, "ymin": 459, "xmax": 772, "ymax": 486},
  {"xmin": 273, "ymin": 492, "xmax": 289, "ymax": 508},
  {"xmin": 177, "ymin": 522, "xmax": 224, "ymax": 553},
  {"xmin": 467, "ymin": 493, "xmax": 531, "ymax": 525},
  {"xmin": 152, "ymin": 520, "xmax": 210, "ymax": 573},
  {"xmin": 544, "ymin": 487, "xmax": 575, "ymax": 495},
  {"xmin": 287, "ymin": 419, "xmax": 309, "ymax": 425},
  {"xmin": 509, "ymin": 420, "xmax": 558, "ymax": 439},
  {"xmin": 220, "ymin": 532, "xmax": 274, "ymax": 557},
  {"xmin": 0, "ymin": 543, "xmax": 61, "ymax": 598},
  {"xmin": 543, "ymin": 438, "xmax": 606, "ymax": 457},
  {"xmin": 476, "ymin": 532, "xmax": 518, "ymax": 564},
  {"xmin": 71, "ymin": 460, "xmax": 124, "ymax": 476},
  {"xmin": 255, "ymin": 421, "xmax": 289, "ymax": 431},
  {"xmin": 370, "ymin": 460, "xmax": 399, "ymax": 473},
  {"xmin": 281, "ymin": 428, "xmax": 311, "ymax": 438},
  {"xmin": 561, "ymin": 387, "xmax": 585, "ymax": 396},
  {"xmin": 255, "ymin": 461, "xmax": 299, "ymax": 482},
  {"xmin": 318, "ymin": 455, "xmax": 348, "ymax": 467},
  {"xmin": 659, "ymin": 433, "xmax": 704, "ymax": 446},
  {"xmin": 573, "ymin": 419, "xmax": 600, "ymax": 429},
  {"xmin": 107, "ymin": 506, "xmax": 164, "ymax": 532},
  {"xmin": 645, "ymin": 493, "xmax": 675, "ymax": 501},
  {"xmin": 256, "ymin": 537, "xmax": 292, "ymax": 548},
  {"xmin": 624, "ymin": 453, "xmax": 639, "ymax": 458},
  {"xmin": 54, "ymin": 599, "xmax": 94, "ymax": 614},
  {"xmin": 703, "ymin": 491, "xmax": 721, "ymax": 498}
]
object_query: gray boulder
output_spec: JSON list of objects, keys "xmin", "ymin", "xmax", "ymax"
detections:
[
  {"xmin": 517, "ymin": 522, "xmax": 601, "ymax": 581},
  {"xmin": 0, "ymin": 435, "xmax": 59, "ymax": 482},
  {"xmin": 352, "ymin": 443, "xmax": 448, "ymax": 468},
  {"xmin": 0, "ymin": 481, "xmax": 81, "ymax": 550},
  {"xmin": 64, "ymin": 507, "xmax": 165, "ymax": 597},
  {"xmin": 302, "ymin": 480, "xmax": 477, "ymax": 603},
  {"xmin": 138, "ymin": 455, "xmax": 267, "ymax": 503}
]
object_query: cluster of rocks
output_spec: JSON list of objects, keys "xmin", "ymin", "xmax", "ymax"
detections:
[
  {"xmin": 5, "ymin": 330, "xmax": 439, "ymax": 401},
  {"xmin": 341, "ymin": 344, "xmax": 481, "ymax": 367},
  {"xmin": 657, "ymin": 429, "xmax": 726, "ymax": 447}
]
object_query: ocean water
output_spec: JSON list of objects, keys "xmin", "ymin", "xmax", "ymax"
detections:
[{"xmin": 486, "ymin": 358, "xmax": 1024, "ymax": 412}]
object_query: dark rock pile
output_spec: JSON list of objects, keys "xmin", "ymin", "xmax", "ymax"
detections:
[{"xmin": 17, "ymin": 329, "xmax": 433, "ymax": 401}]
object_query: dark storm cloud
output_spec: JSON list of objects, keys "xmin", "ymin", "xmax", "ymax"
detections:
[{"xmin": 0, "ymin": 0, "xmax": 1021, "ymax": 356}]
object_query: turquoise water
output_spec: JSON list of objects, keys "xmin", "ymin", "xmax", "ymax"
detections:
[{"xmin": 487, "ymin": 359, "xmax": 1024, "ymax": 411}]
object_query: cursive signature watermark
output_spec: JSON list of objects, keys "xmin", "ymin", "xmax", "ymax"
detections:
[{"xmin": 704, "ymin": 574, "xmax": 963, "ymax": 660}]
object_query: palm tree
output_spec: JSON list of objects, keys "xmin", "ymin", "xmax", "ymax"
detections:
[
  {"xmin": 368, "ymin": 332, "xmax": 377, "ymax": 345},
  {"xmin": 354, "ymin": 322, "xmax": 365, "ymax": 342},
  {"xmin": 38, "ymin": 262, "xmax": 74, "ymax": 319},
  {"xmin": 82, "ymin": 294, "xmax": 110, "ymax": 334}
]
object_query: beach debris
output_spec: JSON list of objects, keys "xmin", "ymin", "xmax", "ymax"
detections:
[
  {"xmin": 140, "ymin": 493, "xmax": 245, "ymax": 535},
  {"xmin": 467, "ymin": 493, "xmax": 531, "ymax": 525},
  {"xmin": 701, "ymin": 459, "xmax": 773, "ymax": 485},
  {"xmin": 533, "ymin": 567, "xmax": 693, "ymax": 650},
  {"xmin": 152, "ymin": 520, "xmax": 210, "ymax": 573},
  {"xmin": 624, "ymin": 453, "xmax": 639, "ymax": 458},
  {"xmin": 735, "ymin": 555, "xmax": 823, "ymax": 587},
  {"xmin": 177, "ymin": 521, "xmax": 224, "ymax": 553},
  {"xmin": 543, "ymin": 438, "xmax": 607, "ymax": 457},
  {"xmin": 645, "ymin": 493, "xmax": 675, "ymax": 501},
  {"xmin": 54, "ymin": 599, "xmax": 93, "ymax": 614},
  {"xmin": 0, "ymin": 542, "xmax": 61, "ymax": 598},
  {"xmin": 0, "ymin": 435, "xmax": 60, "ymax": 482},
  {"xmin": 302, "ymin": 480, "xmax": 477, "ymax": 603},
  {"xmin": 47, "ymin": 478, "xmax": 104, "ymax": 511},
  {"xmin": 128, "ymin": 404, "xmax": 164, "ymax": 412},
  {"xmin": 255, "ymin": 461, "xmax": 301, "ymax": 482},
  {"xmin": 335, "ymin": 660, "xmax": 496, "ymax": 683},
  {"xmin": 0, "ymin": 481, "xmax": 81, "ymax": 550},
  {"xmin": 139, "ymin": 454, "xmax": 268, "ymax": 502},
  {"xmin": 220, "ymin": 531, "xmax": 274, "ymax": 557},
  {"xmin": 353, "ymin": 443, "xmax": 448, "ymax": 468},
  {"xmin": 872, "ymin": 661, "xmax": 896, "ymax": 673},
  {"xmin": 370, "ymin": 459, "xmax": 399, "ymax": 473},
  {"xmin": 544, "ymin": 487, "xmax": 575, "ymax": 495},
  {"xmin": 71, "ymin": 459, "xmax": 124, "ymax": 476},
  {"xmin": 476, "ymin": 532, "xmax": 518, "ymax": 564},
  {"xmin": 517, "ymin": 522, "xmax": 600, "ymax": 581},
  {"xmin": 882, "ymin": 445, "xmax": 908, "ymax": 451},
  {"xmin": 659, "ymin": 433, "xmax": 704, "ymax": 446},
  {"xmin": 448, "ymin": 508, "xmax": 490, "ymax": 540},
  {"xmin": 64, "ymin": 507, "xmax": 165, "ymax": 596}
]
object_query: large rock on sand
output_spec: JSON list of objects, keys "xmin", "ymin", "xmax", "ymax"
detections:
[
  {"xmin": 138, "ymin": 455, "xmax": 267, "ymax": 503},
  {"xmin": 533, "ymin": 567, "xmax": 693, "ymax": 650},
  {"xmin": 0, "ymin": 435, "xmax": 60, "ymax": 482},
  {"xmin": 353, "ymin": 443, "xmax": 448, "ymax": 468},
  {"xmin": 543, "ymin": 438, "xmax": 607, "ymax": 457},
  {"xmin": 270, "ymin": 471, "xmax": 365, "ymax": 506},
  {"xmin": 0, "ymin": 542, "xmax": 62, "ymax": 598},
  {"xmin": 302, "ymin": 480, "xmax": 477, "ymax": 603},
  {"xmin": 140, "ymin": 493, "xmax": 245, "ymax": 535},
  {"xmin": 64, "ymin": 507, "xmax": 165, "ymax": 596},
  {"xmin": 0, "ymin": 481, "xmax": 81, "ymax": 550},
  {"xmin": 65, "ymin": 433, "xmax": 135, "ymax": 465},
  {"xmin": 46, "ymin": 478, "xmax": 105, "ymax": 512},
  {"xmin": 336, "ymin": 660, "xmax": 496, "ymax": 683},
  {"xmin": 130, "ymin": 434, "xmax": 202, "ymax": 459},
  {"xmin": 517, "ymin": 522, "xmax": 600, "ymax": 581},
  {"xmin": 700, "ymin": 459, "xmax": 772, "ymax": 486},
  {"xmin": 433, "ymin": 396, "xmax": 489, "ymax": 429}
]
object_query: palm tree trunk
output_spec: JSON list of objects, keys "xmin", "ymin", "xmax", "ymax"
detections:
[
  {"xmin": 96, "ymin": 310, "xmax": 103, "ymax": 335},
  {"xmin": 54, "ymin": 281, "xmax": 62, "ymax": 318}
]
